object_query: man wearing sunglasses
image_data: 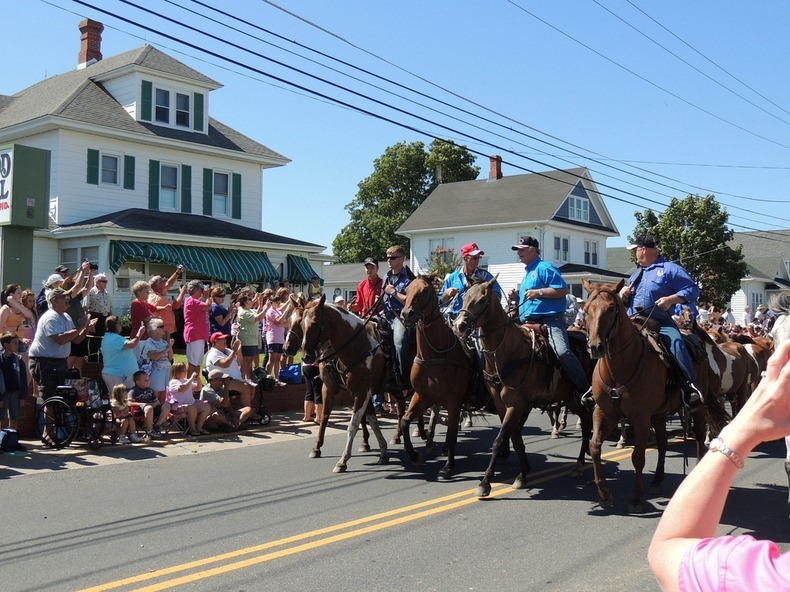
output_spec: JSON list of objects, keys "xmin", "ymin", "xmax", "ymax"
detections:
[
  {"xmin": 382, "ymin": 245, "xmax": 413, "ymax": 394},
  {"xmin": 441, "ymin": 242, "xmax": 502, "ymax": 317}
]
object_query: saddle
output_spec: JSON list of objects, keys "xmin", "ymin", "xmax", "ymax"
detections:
[{"xmin": 456, "ymin": 333, "xmax": 492, "ymax": 412}]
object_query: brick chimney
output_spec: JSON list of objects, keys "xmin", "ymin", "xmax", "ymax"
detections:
[
  {"xmin": 77, "ymin": 19, "xmax": 104, "ymax": 69},
  {"xmin": 489, "ymin": 155, "xmax": 503, "ymax": 180}
]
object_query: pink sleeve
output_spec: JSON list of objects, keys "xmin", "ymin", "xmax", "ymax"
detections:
[{"xmin": 679, "ymin": 535, "xmax": 790, "ymax": 592}]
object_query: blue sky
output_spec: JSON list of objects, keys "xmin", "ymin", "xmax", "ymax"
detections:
[{"xmin": 5, "ymin": 1, "xmax": 790, "ymax": 253}]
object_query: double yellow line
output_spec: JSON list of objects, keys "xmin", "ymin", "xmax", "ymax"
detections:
[{"xmin": 80, "ymin": 442, "xmax": 672, "ymax": 592}]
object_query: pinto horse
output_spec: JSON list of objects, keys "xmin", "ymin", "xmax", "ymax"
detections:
[
  {"xmin": 283, "ymin": 294, "xmax": 375, "ymax": 455},
  {"xmin": 582, "ymin": 279, "xmax": 728, "ymax": 512},
  {"xmin": 454, "ymin": 277, "xmax": 593, "ymax": 498},
  {"xmin": 400, "ymin": 273, "xmax": 476, "ymax": 478},
  {"xmin": 300, "ymin": 294, "xmax": 391, "ymax": 473}
]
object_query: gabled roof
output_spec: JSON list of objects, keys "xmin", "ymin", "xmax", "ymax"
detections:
[
  {"xmin": 559, "ymin": 262, "xmax": 629, "ymax": 279},
  {"xmin": 55, "ymin": 208, "xmax": 323, "ymax": 250},
  {"xmin": 605, "ymin": 247, "xmax": 636, "ymax": 276},
  {"xmin": 729, "ymin": 229, "xmax": 790, "ymax": 282},
  {"xmin": 323, "ymin": 263, "xmax": 368, "ymax": 284},
  {"xmin": 398, "ymin": 167, "xmax": 617, "ymax": 234},
  {"xmin": 0, "ymin": 46, "xmax": 287, "ymax": 162}
]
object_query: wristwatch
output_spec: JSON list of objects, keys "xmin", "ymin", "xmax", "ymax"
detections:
[
  {"xmin": 709, "ymin": 437, "xmax": 744, "ymax": 469},
  {"xmin": 538, "ymin": 289, "xmax": 545, "ymax": 297}
]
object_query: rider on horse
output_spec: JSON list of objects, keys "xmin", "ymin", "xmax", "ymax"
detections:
[
  {"xmin": 440, "ymin": 242, "xmax": 503, "ymax": 317},
  {"xmin": 614, "ymin": 233, "xmax": 703, "ymax": 409},
  {"xmin": 382, "ymin": 245, "xmax": 414, "ymax": 392},
  {"xmin": 510, "ymin": 236, "xmax": 591, "ymax": 401}
]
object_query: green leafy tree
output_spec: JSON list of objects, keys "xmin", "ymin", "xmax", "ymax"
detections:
[
  {"xmin": 424, "ymin": 245, "xmax": 461, "ymax": 280},
  {"xmin": 631, "ymin": 194, "xmax": 746, "ymax": 308},
  {"xmin": 332, "ymin": 139, "xmax": 479, "ymax": 263}
]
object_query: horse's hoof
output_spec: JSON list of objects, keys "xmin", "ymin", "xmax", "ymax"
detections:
[
  {"xmin": 412, "ymin": 427, "xmax": 422, "ymax": 439},
  {"xmin": 309, "ymin": 450, "xmax": 321, "ymax": 459},
  {"xmin": 463, "ymin": 419, "xmax": 473, "ymax": 429},
  {"xmin": 599, "ymin": 496, "xmax": 614, "ymax": 509},
  {"xmin": 410, "ymin": 452, "xmax": 423, "ymax": 466},
  {"xmin": 333, "ymin": 463, "xmax": 347, "ymax": 473},
  {"xmin": 560, "ymin": 420, "xmax": 567, "ymax": 430},
  {"xmin": 390, "ymin": 436, "xmax": 401, "ymax": 445},
  {"xmin": 551, "ymin": 430, "xmax": 559, "ymax": 439},
  {"xmin": 439, "ymin": 466, "xmax": 452, "ymax": 480},
  {"xmin": 425, "ymin": 441, "xmax": 437, "ymax": 452},
  {"xmin": 376, "ymin": 454, "xmax": 390, "ymax": 465},
  {"xmin": 616, "ymin": 440, "xmax": 625, "ymax": 449},
  {"xmin": 512, "ymin": 476, "xmax": 528, "ymax": 490},
  {"xmin": 358, "ymin": 443, "xmax": 371, "ymax": 453},
  {"xmin": 648, "ymin": 483, "xmax": 663, "ymax": 496},
  {"xmin": 475, "ymin": 483, "xmax": 492, "ymax": 498},
  {"xmin": 628, "ymin": 501, "xmax": 644, "ymax": 513},
  {"xmin": 570, "ymin": 466, "xmax": 583, "ymax": 478}
]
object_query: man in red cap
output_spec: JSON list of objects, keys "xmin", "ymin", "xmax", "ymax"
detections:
[
  {"xmin": 440, "ymin": 242, "xmax": 502, "ymax": 316},
  {"xmin": 204, "ymin": 332, "xmax": 254, "ymax": 407},
  {"xmin": 349, "ymin": 257, "xmax": 383, "ymax": 317}
]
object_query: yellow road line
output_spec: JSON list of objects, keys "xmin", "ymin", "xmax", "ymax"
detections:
[{"xmin": 81, "ymin": 439, "xmax": 680, "ymax": 592}]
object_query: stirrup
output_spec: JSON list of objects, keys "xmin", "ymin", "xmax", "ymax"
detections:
[{"xmin": 580, "ymin": 387, "xmax": 595, "ymax": 409}]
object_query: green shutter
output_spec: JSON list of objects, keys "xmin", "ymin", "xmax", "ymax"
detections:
[
  {"xmin": 148, "ymin": 159, "xmax": 160, "ymax": 210},
  {"xmin": 231, "ymin": 173, "xmax": 242, "ymax": 219},
  {"xmin": 141, "ymin": 80, "xmax": 152, "ymax": 121},
  {"xmin": 193, "ymin": 92, "xmax": 204, "ymax": 132},
  {"xmin": 203, "ymin": 168, "xmax": 213, "ymax": 215},
  {"xmin": 181, "ymin": 164, "xmax": 192, "ymax": 213},
  {"xmin": 87, "ymin": 149, "xmax": 99, "ymax": 185},
  {"xmin": 123, "ymin": 155, "xmax": 135, "ymax": 190}
]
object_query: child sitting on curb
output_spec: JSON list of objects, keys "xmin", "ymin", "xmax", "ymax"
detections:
[
  {"xmin": 127, "ymin": 370, "xmax": 169, "ymax": 440},
  {"xmin": 110, "ymin": 384, "xmax": 142, "ymax": 444}
]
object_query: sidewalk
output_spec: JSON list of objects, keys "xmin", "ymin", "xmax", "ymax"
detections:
[{"xmin": 0, "ymin": 407, "xmax": 381, "ymax": 478}]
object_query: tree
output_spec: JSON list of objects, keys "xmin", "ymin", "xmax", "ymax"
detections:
[
  {"xmin": 332, "ymin": 139, "xmax": 479, "ymax": 263},
  {"xmin": 424, "ymin": 245, "xmax": 461, "ymax": 280},
  {"xmin": 630, "ymin": 194, "xmax": 746, "ymax": 308}
]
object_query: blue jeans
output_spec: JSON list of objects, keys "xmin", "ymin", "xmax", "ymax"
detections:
[
  {"xmin": 385, "ymin": 314, "xmax": 411, "ymax": 385},
  {"xmin": 657, "ymin": 319, "xmax": 697, "ymax": 386},
  {"xmin": 541, "ymin": 312, "xmax": 590, "ymax": 394}
]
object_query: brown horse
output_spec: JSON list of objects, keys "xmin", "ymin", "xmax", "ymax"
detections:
[
  {"xmin": 697, "ymin": 327, "xmax": 760, "ymax": 416},
  {"xmin": 454, "ymin": 277, "xmax": 593, "ymax": 498},
  {"xmin": 582, "ymin": 279, "xmax": 728, "ymax": 512},
  {"xmin": 283, "ymin": 294, "xmax": 375, "ymax": 455},
  {"xmin": 301, "ymin": 294, "xmax": 390, "ymax": 473},
  {"xmin": 400, "ymin": 274, "xmax": 476, "ymax": 478}
]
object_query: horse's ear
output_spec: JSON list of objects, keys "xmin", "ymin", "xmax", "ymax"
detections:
[
  {"xmin": 485, "ymin": 274, "xmax": 499, "ymax": 289},
  {"xmin": 614, "ymin": 279, "xmax": 625, "ymax": 293},
  {"xmin": 319, "ymin": 293, "xmax": 326, "ymax": 306},
  {"xmin": 290, "ymin": 294, "xmax": 298, "ymax": 306},
  {"xmin": 582, "ymin": 278, "xmax": 593, "ymax": 292},
  {"xmin": 427, "ymin": 271, "xmax": 438, "ymax": 282}
]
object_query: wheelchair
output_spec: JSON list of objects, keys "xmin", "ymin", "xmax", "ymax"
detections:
[{"xmin": 36, "ymin": 380, "xmax": 117, "ymax": 451}]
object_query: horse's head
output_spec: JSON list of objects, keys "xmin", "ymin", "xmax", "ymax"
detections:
[
  {"xmin": 402, "ymin": 273, "xmax": 438, "ymax": 327},
  {"xmin": 582, "ymin": 278, "xmax": 625, "ymax": 359},
  {"xmin": 454, "ymin": 275, "xmax": 498, "ymax": 338},
  {"xmin": 283, "ymin": 294, "xmax": 306, "ymax": 357},
  {"xmin": 300, "ymin": 294, "xmax": 327, "ymax": 364}
]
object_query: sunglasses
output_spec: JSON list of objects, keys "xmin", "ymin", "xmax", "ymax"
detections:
[
  {"xmin": 386, "ymin": 255, "xmax": 403, "ymax": 261},
  {"xmin": 96, "ymin": 279, "xmax": 108, "ymax": 283}
]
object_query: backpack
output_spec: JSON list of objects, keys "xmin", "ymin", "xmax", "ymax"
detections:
[
  {"xmin": 36, "ymin": 288, "xmax": 49, "ymax": 316},
  {"xmin": 0, "ymin": 428, "xmax": 20, "ymax": 452}
]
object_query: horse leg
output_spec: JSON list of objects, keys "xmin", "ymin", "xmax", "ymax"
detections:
[
  {"xmin": 413, "ymin": 411, "xmax": 425, "ymax": 439},
  {"xmin": 390, "ymin": 394, "xmax": 407, "ymax": 445},
  {"xmin": 359, "ymin": 414, "xmax": 371, "ymax": 453},
  {"xmin": 440, "ymin": 400, "xmax": 463, "ymax": 480},
  {"xmin": 333, "ymin": 397, "xmax": 366, "ymax": 473},
  {"xmin": 590, "ymin": 408, "xmax": 616, "ymax": 509},
  {"xmin": 425, "ymin": 404, "xmax": 440, "ymax": 452},
  {"xmin": 548, "ymin": 408, "xmax": 560, "ymax": 439},
  {"xmin": 510, "ymin": 408, "xmax": 532, "ymax": 490},
  {"xmin": 616, "ymin": 419, "xmax": 627, "ymax": 449},
  {"xmin": 648, "ymin": 415, "xmax": 668, "ymax": 496},
  {"xmin": 628, "ymin": 418, "xmax": 650, "ymax": 513},
  {"xmin": 364, "ymin": 408, "xmax": 390, "ymax": 466},
  {"xmin": 477, "ymin": 405, "xmax": 522, "ymax": 498},
  {"xmin": 401, "ymin": 394, "xmax": 426, "ymax": 466},
  {"xmin": 560, "ymin": 405, "xmax": 569, "ymax": 430},
  {"xmin": 310, "ymin": 388, "xmax": 333, "ymax": 459},
  {"xmin": 570, "ymin": 406, "xmax": 592, "ymax": 478},
  {"xmin": 463, "ymin": 410, "xmax": 473, "ymax": 429}
]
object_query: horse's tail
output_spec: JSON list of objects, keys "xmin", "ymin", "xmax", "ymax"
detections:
[{"xmin": 703, "ymin": 393, "xmax": 731, "ymax": 437}]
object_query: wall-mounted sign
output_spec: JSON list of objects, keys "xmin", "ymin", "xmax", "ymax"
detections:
[{"xmin": 0, "ymin": 147, "xmax": 12, "ymax": 224}]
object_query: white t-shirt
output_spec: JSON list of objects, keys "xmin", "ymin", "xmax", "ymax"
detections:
[
  {"xmin": 29, "ymin": 309, "xmax": 74, "ymax": 358},
  {"xmin": 204, "ymin": 347, "xmax": 244, "ymax": 382}
]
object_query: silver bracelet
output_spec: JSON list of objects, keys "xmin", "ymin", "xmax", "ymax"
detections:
[{"xmin": 709, "ymin": 437, "xmax": 745, "ymax": 469}]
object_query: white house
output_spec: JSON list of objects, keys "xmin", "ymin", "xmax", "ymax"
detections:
[
  {"xmin": 397, "ymin": 156, "xmax": 628, "ymax": 301},
  {"xmin": 0, "ymin": 20, "xmax": 328, "ymax": 314}
]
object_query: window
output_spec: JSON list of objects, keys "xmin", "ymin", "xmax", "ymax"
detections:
[
  {"xmin": 100, "ymin": 154, "xmax": 119, "ymax": 185},
  {"xmin": 176, "ymin": 93, "xmax": 190, "ymax": 127},
  {"xmin": 116, "ymin": 261, "xmax": 208, "ymax": 294},
  {"xmin": 160, "ymin": 165, "xmax": 178, "ymax": 210},
  {"xmin": 568, "ymin": 196, "xmax": 590, "ymax": 222},
  {"xmin": 213, "ymin": 172, "xmax": 229, "ymax": 216},
  {"xmin": 59, "ymin": 246, "xmax": 99, "ymax": 275},
  {"xmin": 584, "ymin": 240, "xmax": 599, "ymax": 266},
  {"xmin": 155, "ymin": 88, "xmax": 170, "ymax": 123},
  {"xmin": 429, "ymin": 238, "xmax": 455, "ymax": 263},
  {"xmin": 752, "ymin": 293, "xmax": 764, "ymax": 312},
  {"xmin": 553, "ymin": 235, "xmax": 569, "ymax": 263}
]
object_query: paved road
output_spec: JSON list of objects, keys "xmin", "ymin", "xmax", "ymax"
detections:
[{"xmin": 1, "ymin": 410, "xmax": 788, "ymax": 591}]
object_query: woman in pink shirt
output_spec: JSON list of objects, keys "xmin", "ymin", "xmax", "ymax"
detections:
[
  {"xmin": 182, "ymin": 280, "xmax": 211, "ymax": 380},
  {"xmin": 265, "ymin": 288, "xmax": 290, "ymax": 385},
  {"xmin": 649, "ymin": 340, "xmax": 790, "ymax": 591}
]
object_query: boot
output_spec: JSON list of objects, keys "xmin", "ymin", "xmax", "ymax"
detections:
[
  {"xmin": 580, "ymin": 387, "xmax": 596, "ymax": 409},
  {"xmin": 682, "ymin": 381, "xmax": 703, "ymax": 410}
]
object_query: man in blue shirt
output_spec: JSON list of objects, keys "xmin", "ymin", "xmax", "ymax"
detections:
[
  {"xmin": 441, "ymin": 242, "xmax": 502, "ymax": 316},
  {"xmin": 619, "ymin": 234, "xmax": 702, "ymax": 408},
  {"xmin": 383, "ymin": 245, "xmax": 413, "ymax": 391},
  {"xmin": 511, "ymin": 236, "xmax": 590, "ymax": 399}
]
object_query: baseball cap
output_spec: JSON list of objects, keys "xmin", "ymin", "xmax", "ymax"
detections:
[
  {"xmin": 44, "ymin": 273, "xmax": 64, "ymax": 288},
  {"xmin": 363, "ymin": 257, "xmax": 378, "ymax": 267},
  {"xmin": 627, "ymin": 234, "xmax": 659, "ymax": 251},
  {"xmin": 511, "ymin": 236, "xmax": 539, "ymax": 250},
  {"xmin": 209, "ymin": 332, "xmax": 228, "ymax": 344},
  {"xmin": 55, "ymin": 265, "xmax": 69, "ymax": 273},
  {"xmin": 208, "ymin": 369, "xmax": 228, "ymax": 380},
  {"xmin": 461, "ymin": 243, "xmax": 484, "ymax": 258}
]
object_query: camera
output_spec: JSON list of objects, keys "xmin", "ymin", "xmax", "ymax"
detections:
[{"xmin": 83, "ymin": 258, "xmax": 98, "ymax": 270}]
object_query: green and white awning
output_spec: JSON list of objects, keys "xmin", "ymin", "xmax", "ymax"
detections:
[
  {"xmin": 109, "ymin": 240, "xmax": 279, "ymax": 283},
  {"xmin": 286, "ymin": 254, "xmax": 320, "ymax": 284}
]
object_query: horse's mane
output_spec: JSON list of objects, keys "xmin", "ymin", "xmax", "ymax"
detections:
[{"xmin": 770, "ymin": 291, "xmax": 790, "ymax": 316}]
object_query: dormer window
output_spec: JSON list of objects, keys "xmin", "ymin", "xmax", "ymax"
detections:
[
  {"xmin": 176, "ymin": 93, "xmax": 190, "ymax": 127},
  {"xmin": 568, "ymin": 196, "xmax": 589, "ymax": 222},
  {"xmin": 155, "ymin": 89, "xmax": 170, "ymax": 123},
  {"xmin": 141, "ymin": 80, "xmax": 204, "ymax": 132}
]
